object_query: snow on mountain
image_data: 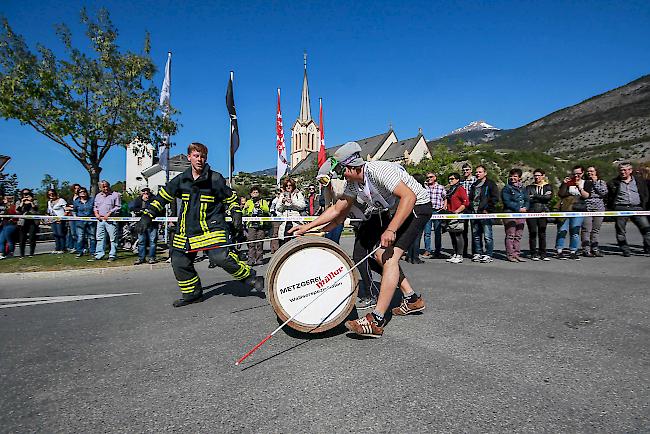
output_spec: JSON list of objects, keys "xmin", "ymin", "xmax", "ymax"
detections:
[{"xmin": 449, "ymin": 120, "xmax": 500, "ymax": 135}]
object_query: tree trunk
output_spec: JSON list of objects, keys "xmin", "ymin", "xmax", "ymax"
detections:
[{"xmin": 88, "ymin": 165, "xmax": 102, "ymax": 196}]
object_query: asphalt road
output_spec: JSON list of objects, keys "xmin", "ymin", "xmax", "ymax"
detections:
[{"xmin": 1, "ymin": 224, "xmax": 648, "ymax": 433}]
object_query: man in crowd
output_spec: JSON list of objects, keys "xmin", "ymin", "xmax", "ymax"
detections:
[
  {"xmin": 306, "ymin": 184, "xmax": 321, "ymax": 216},
  {"xmin": 421, "ymin": 171, "xmax": 446, "ymax": 259},
  {"xmin": 460, "ymin": 163, "xmax": 476, "ymax": 258},
  {"xmin": 243, "ymin": 185, "xmax": 270, "ymax": 266},
  {"xmin": 468, "ymin": 165, "xmax": 499, "ymax": 263},
  {"xmin": 72, "ymin": 186, "xmax": 96, "ymax": 258},
  {"xmin": 129, "ymin": 188, "xmax": 158, "ymax": 265},
  {"xmin": 90, "ymin": 180, "xmax": 121, "ymax": 262},
  {"xmin": 65, "ymin": 183, "xmax": 81, "ymax": 252},
  {"xmin": 607, "ymin": 162, "xmax": 650, "ymax": 256},
  {"xmin": 290, "ymin": 142, "xmax": 432, "ymax": 338},
  {"xmin": 136, "ymin": 142, "xmax": 263, "ymax": 307}
]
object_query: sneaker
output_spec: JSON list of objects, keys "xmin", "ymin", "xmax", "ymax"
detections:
[
  {"xmin": 622, "ymin": 249, "xmax": 631, "ymax": 257},
  {"xmin": 445, "ymin": 254, "xmax": 456, "ymax": 263},
  {"xmin": 421, "ymin": 251, "xmax": 432, "ymax": 258},
  {"xmin": 531, "ymin": 254, "xmax": 541, "ymax": 261},
  {"xmin": 87, "ymin": 257, "xmax": 96, "ymax": 262},
  {"xmin": 165, "ymin": 257, "xmax": 172, "ymax": 263},
  {"xmin": 569, "ymin": 251, "xmax": 581, "ymax": 261},
  {"xmin": 449, "ymin": 255, "xmax": 463, "ymax": 264},
  {"xmin": 344, "ymin": 313, "xmax": 384, "ymax": 338},
  {"xmin": 391, "ymin": 295, "xmax": 425, "ymax": 316},
  {"xmin": 147, "ymin": 258, "xmax": 157, "ymax": 264},
  {"xmin": 592, "ymin": 249, "xmax": 603, "ymax": 257},
  {"xmin": 75, "ymin": 253, "xmax": 83, "ymax": 258},
  {"xmin": 107, "ymin": 257, "xmax": 116, "ymax": 262},
  {"xmin": 516, "ymin": 256, "xmax": 527, "ymax": 263},
  {"xmin": 134, "ymin": 259, "xmax": 145, "ymax": 265},
  {"xmin": 480, "ymin": 255, "xmax": 493, "ymax": 263},
  {"xmin": 507, "ymin": 256, "xmax": 518, "ymax": 263},
  {"xmin": 472, "ymin": 254, "xmax": 482, "ymax": 262},
  {"xmin": 172, "ymin": 295, "xmax": 204, "ymax": 308},
  {"xmin": 356, "ymin": 296, "xmax": 377, "ymax": 310},
  {"xmin": 554, "ymin": 251, "xmax": 567, "ymax": 260},
  {"xmin": 0, "ymin": 255, "xmax": 5, "ymax": 260},
  {"xmin": 541, "ymin": 254, "xmax": 551, "ymax": 261},
  {"xmin": 582, "ymin": 250, "xmax": 593, "ymax": 258},
  {"xmin": 432, "ymin": 252, "xmax": 446, "ymax": 259}
]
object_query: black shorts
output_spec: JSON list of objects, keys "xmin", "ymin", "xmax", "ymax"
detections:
[{"xmin": 357, "ymin": 203, "xmax": 433, "ymax": 251}]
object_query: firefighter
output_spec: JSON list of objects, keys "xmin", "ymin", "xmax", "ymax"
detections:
[{"xmin": 136, "ymin": 142, "xmax": 264, "ymax": 307}]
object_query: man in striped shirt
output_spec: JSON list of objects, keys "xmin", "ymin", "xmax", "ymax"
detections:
[
  {"xmin": 422, "ymin": 172, "xmax": 446, "ymax": 259},
  {"xmin": 290, "ymin": 142, "xmax": 433, "ymax": 338}
]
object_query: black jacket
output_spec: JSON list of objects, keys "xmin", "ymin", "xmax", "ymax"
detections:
[
  {"xmin": 526, "ymin": 183, "xmax": 553, "ymax": 212},
  {"xmin": 144, "ymin": 164, "xmax": 241, "ymax": 250},
  {"xmin": 607, "ymin": 174, "xmax": 649, "ymax": 209},
  {"xmin": 468, "ymin": 178, "xmax": 499, "ymax": 213}
]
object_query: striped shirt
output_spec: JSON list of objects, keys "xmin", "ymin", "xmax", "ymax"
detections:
[
  {"xmin": 343, "ymin": 161, "xmax": 430, "ymax": 214},
  {"xmin": 426, "ymin": 183, "xmax": 446, "ymax": 210},
  {"xmin": 461, "ymin": 175, "xmax": 476, "ymax": 195}
]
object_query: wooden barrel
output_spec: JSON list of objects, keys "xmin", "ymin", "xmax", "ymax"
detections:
[{"xmin": 266, "ymin": 236, "xmax": 360, "ymax": 333}]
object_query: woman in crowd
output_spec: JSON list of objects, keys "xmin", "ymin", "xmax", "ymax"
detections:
[
  {"xmin": 445, "ymin": 172, "xmax": 469, "ymax": 264},
  {"xmin": 275, "ymin": 177, "xmax": 306, "ymax": 246},
  {"xmin": 501, "ymin": 168, "xmax": 529, "ymax": 262},
  {"xmin": 580, "ymin": 166, "xmax": 608, "ymax": 257},
  {"xmin": 46, "ymin": 189, "xmax": 68, "ymax": 254},
  {"xmin": 526, "ymin": 169, "xmax": 553, "ymax": 260},
  {"xmin": 555, "ymin": 165, "xmax": 589, "ymax": 260},
  {"xmin": 72, "ymin": 187, "xmax": 96, "ymax": 258},
  {"xmin": 16, "ymin": 189, "xmax": 39, "ymax": 258},
  {"xmin": 0, "ymin": 195, "xmax": 18, "ymax": 259}
]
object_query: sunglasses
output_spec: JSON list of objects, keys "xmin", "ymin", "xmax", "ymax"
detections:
[
  {"xmin": 462, "ymin": 169, "xmax": 471, "ymax": 172},
  {"xmin": 426, "ymin": 175, "xmax": 435, "ymax": 179},
  {"xmin": 329, "ymin": 157, "xmax": 346, "ymax": 178},
  {"xmin": 448, "ymin": 178, "xmax": 456, "ymax": 181}
]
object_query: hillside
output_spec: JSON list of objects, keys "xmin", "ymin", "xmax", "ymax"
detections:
[{"xmin": 492, "ymin": 75, "xmax": 650, "ymax": 161}]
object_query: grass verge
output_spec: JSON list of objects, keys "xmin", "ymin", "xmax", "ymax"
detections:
[{"xmin": 0, "ymin": 251, "xmax": 166, "ymax": 273}]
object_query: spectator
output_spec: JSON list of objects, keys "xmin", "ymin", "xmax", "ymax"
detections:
[
  {"xmin": 581, "ymin": 166, "xmax": 608, "ymax": 257},
  {"xmin": 607, "ymin": 162, "xmax": 650, "ymax": 257},
  {"xmin": 90, "ymin": 180, "xmax": 121, "ymax": 262},
  {"xmin": 72, "ymin": 187, "xmax": 96, "ymax": 258},
  {"xmin": 468, "ymin": 165, "xmax": 499, "ymax": 263},
  {"xmin": 555, "ymin": 166, "xmax": 589, "ymax": 260},
  {"xmin": 269, "ymin": 188, "xmax": 282, "ymax": 253},
  {"xmin": 460, "ymin": 163, "xmax": 477, "ymax": 258},
  {"xmin": 243, "ymin": 185, "xmax": 270, "ymax": 266},
  {"xmin": 445, "ymin": 172, "xmax": 469, "ymax": 264},
  {"xmin": 501, "ymin": 168, "xmax": 529, "ymax": 262},
  {"xmin": 526, "ymin": 169, "xmax": 553, "ymax": 261},
  {"xmin": 46, "ymin": 189, "xmax": 67, "ymax": 254},
  {"xmin": 405, "ymin": 173, "xmax": 427, "ymax": 264},
  {"xmin": 276, "ymin": 177, "xmax": 306, "ymax": 246},
  {"xmin": 306, "ymin": 184, "xmax": 322, "ymax": 216},
  {"xmin": 16, "ymin": 189, "xmax": 39, "ymax": 258},
  {"xmin": 65, "ymin": 183, "xmax": 81, "ymax": 252},
  {"xmin": 0, "ymin": 195, "xmax": 18, "ymax": 259},
  {"xmin": 317, "ymin": 163, "xmax": 346, "ymax": 244},
  {"xmin": 129, "ymin": 188, "xmax": 158, "ymax": 265},
  {"xmin": 421, "ymin": 171, "xmax": 446, "ymax": 259}
]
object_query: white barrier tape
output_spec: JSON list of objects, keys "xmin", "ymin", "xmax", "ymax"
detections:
[{"xmin": 1, "ymin": 211, "xmax": 649, "ymax": 223}]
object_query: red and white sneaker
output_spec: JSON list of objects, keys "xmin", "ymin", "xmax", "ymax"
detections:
[{"xmin": 345, "ymin": 313, "xmax": 384, "ymax": 338}]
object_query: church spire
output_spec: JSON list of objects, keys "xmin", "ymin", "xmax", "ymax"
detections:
[{"xmin": 299, "ymin": 51, "xmax": 311, "ymax": 122}]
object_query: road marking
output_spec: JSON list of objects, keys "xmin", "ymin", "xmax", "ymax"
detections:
[{"xmin": 0, "ymin": 293, "xmax": 140, "ymax": 309}]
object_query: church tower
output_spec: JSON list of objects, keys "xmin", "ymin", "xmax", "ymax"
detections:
[{"xmin": 290, "ymin": 53, "xmax": 320, "ymax": 168}]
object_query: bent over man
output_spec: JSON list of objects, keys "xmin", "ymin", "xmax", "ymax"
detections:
[
  {"xmin": 137, "ymin": 142, "xmax": 263, "ymax": 307},
  {"xmin": 290, "ymin": 142, "xmax": 433, "ymax": 337}
]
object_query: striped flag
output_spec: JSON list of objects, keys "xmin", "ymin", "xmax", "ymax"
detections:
[
  {"xmin": 226, "ymin": 71, "xmax": 239, "ymax": 177},
  {"xmin": 318, "ymin": 98, "xmax": 326, "ymax": 168},
  {"xmin": 276, "ymin": 88, "xmax": 288, "ymax": 185}
]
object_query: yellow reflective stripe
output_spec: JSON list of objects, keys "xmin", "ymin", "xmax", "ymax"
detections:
[
  {"xmin": 180, "ymin": 286, "xmax": 196, "ymax": 293},
  {"xmin": 143, "ymin": 210, "xmax": 155, "ymax": 218},
  {"xmin": 151, "ymin": 200, "xmax": 163, "ymax": 212},
  {"xmin": 200, "ymin": 195, "xmax": 215, "ymax": 202},
  {"xmin": 189, "ymin": 231, "xmax": 226, "ymax": 242},
  {"xmin": 199, "ymin": 203, "xmax": 209, "ymax": 233},
  {"xmin": 178, "ymin": 275, "xmax": 200, "ymax": 285},
  {"xmin": 228, "ymin": 203, "xmax": 240, "ymax": 211},
  {"xmin": 181, "ymin": 193, "xmax": 190, "ymax": 200},
  {"xmin": 223, "ymin": 193, "xmax": 237, "ymax": 204},
  {"xmin": 229, "ymin": 252, "xmax": 251, "ymax": 280},
  {"xmin": 179, "ymin": 201, "xmax": 188, "ymax": 237},
  {"xmin": 159, "ymin": 188, "xmax": 173, "ymax": 202},
  {"xmin": 189, "ymin": 239, "xmax": 226, "ymax": 249}
]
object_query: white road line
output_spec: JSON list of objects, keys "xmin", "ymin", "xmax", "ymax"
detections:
[{"xmin": 0, "ymin": 293, "xmax": 141, "ymax": 309}]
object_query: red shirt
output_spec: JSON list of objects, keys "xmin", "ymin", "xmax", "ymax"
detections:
[{"xmin": 447, "ymin": 186, "xmax": 469, "ymax": 212}]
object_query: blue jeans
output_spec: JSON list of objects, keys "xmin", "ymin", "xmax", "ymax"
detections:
[
  {"xmin": 66, "ymin": 221, "xmax": 77, "ymax": 250},
  {"xmin": 555, "ymin": 217, "xmax": 584, "ymax": 252},
  {"xmin": 75, "ymin": 221, "xmax": 96, "ymax": 255},
  {"xmin": 51, "ymin": 221, "xmax": 67, "ymax": 251},
  {"xmin": 0, "ymin": 223, "xmax": 17, "ymax": 255},
  {"xmin": 423, "ymin": 215, "xmax": 442, "ymax": 253},
  {"xmin": 324, "ymin": 223, "xmax": 344, "ymax": 244},
  {"xmin": 471, "ymin": 219, "xmax": 493, "ymax": 256},
  {"xmin": 95, "ymin": 220, "xmax": 118, "ymax": 259},
  {"xmin": 138, "ymin": 226, "xmax": 158, "ymax": 260}
]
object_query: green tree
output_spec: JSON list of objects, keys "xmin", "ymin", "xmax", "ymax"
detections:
[
  {"xmin": 0, "ymin": 9, "xmax": 178, "ymax": 196},
  {"xmin": 0, "ymin": 171, "xmax": 18, "ymax": 196}
]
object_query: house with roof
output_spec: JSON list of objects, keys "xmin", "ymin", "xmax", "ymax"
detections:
[
  {"xmin": 378, "ymin": 131, "xmax": 431, "ymax": 164},
  {"xmin": 125, "ymin": 138, "xmax": 190, "ymax": 193}
]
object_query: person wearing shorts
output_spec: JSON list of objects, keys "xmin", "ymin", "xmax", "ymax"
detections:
[{"xmin": 290, "ymin": 141, "xmax": 432, "ymax": 338}]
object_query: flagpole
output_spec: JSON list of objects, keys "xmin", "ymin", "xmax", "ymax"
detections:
[{"xmin": 163, "ymin": 51, "xmax": 172, "ymax": 245}]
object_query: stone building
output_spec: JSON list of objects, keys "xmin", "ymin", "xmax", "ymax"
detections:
[
  {"xmin": 125, "ymin": 138, "xmax": 189, "ymax": 193},
  {"xmin": 290, "ymin": 54, "xmax": 321, "ymax": 169}
]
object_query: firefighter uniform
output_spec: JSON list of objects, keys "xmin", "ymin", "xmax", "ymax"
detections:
[{"xmin": 143, "ymin": 164, "xmax": 255, "ymax": 302}]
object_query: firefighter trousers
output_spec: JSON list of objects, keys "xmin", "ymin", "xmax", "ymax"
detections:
[{"xmin": 171, "ymin": 247, "xmax": 252, "ymax": 300}]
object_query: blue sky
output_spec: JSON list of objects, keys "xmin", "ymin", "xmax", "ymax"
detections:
[{"xmin": 2, "ymin": 0, "xmax": 650, "ymax": 189}]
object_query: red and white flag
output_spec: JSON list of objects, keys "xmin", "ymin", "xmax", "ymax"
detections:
[
  {"xmin": 318, "ymin": 98, "xmax": 326, "ymax": 168},
  {"xmin": 276, "ymin": 88, "xmax": 288, "ymax": 185}
]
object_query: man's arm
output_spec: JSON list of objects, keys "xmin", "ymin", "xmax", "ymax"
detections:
[
  {"xmin": 289, "ymin": 196, "xmax": 354, "ymax": 235},
  {"xmin": 381, "ymin": 181, "xmax": 416, "ymax": 248}
]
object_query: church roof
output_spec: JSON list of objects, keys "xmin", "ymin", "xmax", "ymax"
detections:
[
  {"xmin": 141, "ymin": 154, "xmax": 190, "ymax": 178},
  {"xmin": 299, "ymin": 53, "xmax": 312, "ymax": 122},
  {"xmin": 380, "ymin": 134, "xmax": 423, "ymax": 162},
  {"xmin": 290, "ymin": 129, "xmax": 395, "ymax": 174}
]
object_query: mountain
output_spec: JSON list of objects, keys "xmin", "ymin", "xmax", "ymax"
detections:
[
  {"xmin": 431, "ymin": 120, "xmax": 501, "ymax": 146},
  {"xmin": 492, "ymin": 75, "xmax": 650, "ymax": 161},
  {"xmin": 448, "ymin": 120, "xmax": 500, "ymax": 135}
]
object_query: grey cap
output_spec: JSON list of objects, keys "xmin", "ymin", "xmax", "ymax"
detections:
[{"xmin": 334, "ymin": 142, "xmax": 364, "ymax": 167}]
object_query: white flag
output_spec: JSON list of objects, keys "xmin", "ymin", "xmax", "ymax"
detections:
[{"xmin": 159, "ymin": 52, "xmax": 171, "ymax": 172}]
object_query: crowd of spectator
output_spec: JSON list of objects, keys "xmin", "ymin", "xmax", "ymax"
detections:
[{"xmin": 1, "ymin": 162, "xmax": 649, "ymax": 267}]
